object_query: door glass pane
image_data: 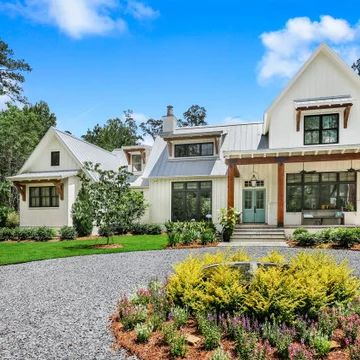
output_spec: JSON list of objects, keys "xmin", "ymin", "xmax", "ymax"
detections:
[
  {"xmin": 199, "ymin": 192, "xmax": 211, "ymax": 219},
  {"xmin": 186, "ymin": 192, "xmax": 197, "ymax": 220},
  {"xmin": 303, "ymin": 185, "xmax": 319, "ymax": 209},
  {"xmin": 244, "ymin": 191, "xmax": 252, "ymax": 209},
  {"xmin": 322, "ymin": 114, "xmax": 338, "ymax": 129},
  {"xmin": 287, "ymin": 174, "xmax": 302, "ymax": 184},
  {"xmin": 256, "ymin": 190, "xmax": 264, "ymax": 209},
  {"xmin": 172, "ymin": 191, "xmax": 186, "ymax": 221},
  {"xmin": 200, "ymin": 181, "xmax": 211, "ymax": 189},
  {"xmin": 304, "ymin": 131, "xmax": 320, "ymax": 144},
  {"xmin": 321, "ymin": 129, "xmax": 338, "ymax": 144},
  {"xmin": 173, "ymin": 183, "xmax": 184, "ymax": 190},
  {"xmin": 186, "ymin": 182, "xmax": 198, "ymax": 190},
  {"xmin": 304, "ymin": 116, "xmax": 320, "ymax": 130},
  {"xmin": 320, "ymin": 184, "xmax": 338, "ymax": 209}
]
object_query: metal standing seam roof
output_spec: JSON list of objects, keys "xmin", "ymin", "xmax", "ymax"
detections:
[
  {"xmin": 148, "ymin": 122, "xmax": 266, "ymax": 178},
  {"xmin": 8, "ymin": 170, "xmax": 79, "ymax": 181}
]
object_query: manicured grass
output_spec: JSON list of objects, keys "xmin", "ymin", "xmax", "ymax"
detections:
[{"xmin": 0, "ymin": 235, "xmax": 168, "ymax": 266}]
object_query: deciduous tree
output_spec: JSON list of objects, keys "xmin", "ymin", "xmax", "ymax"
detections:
[{"xmin": 178, "ymin": 105, "xmax": 207, "ymax": 127}]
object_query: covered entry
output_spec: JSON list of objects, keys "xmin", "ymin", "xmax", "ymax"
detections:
[{"xmin": 243, "ymin": 189, "xmax": 265, "ymax": 223}]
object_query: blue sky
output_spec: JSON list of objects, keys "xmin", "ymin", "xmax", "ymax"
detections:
[{"xmin": 1, "ymin": 0, "xmax": 360, "ymax": 141}]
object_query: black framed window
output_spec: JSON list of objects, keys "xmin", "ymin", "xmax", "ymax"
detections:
[
  {"xmin": 286, "ymin": 171, "xmax": 356, "ymax": 212},
  {"xmin": 304, "ymin": 114, "xmax": 339, "ymax": 145},
  {"xmin": 51, "ymin": 151, "xmax": 60, "ymax": 166},
  {"xmin": 174, "ymin": 142, "xmax": 214, "ymax": 157},
  {"xmin": 171, "ymin": 181, "xmax": 212, "ymax": 221},
  {"xmin": 29, "ymin": 186, "xmax": 59, "ymax": 208}
]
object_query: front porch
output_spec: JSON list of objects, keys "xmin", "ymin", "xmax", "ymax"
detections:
[{"xmin": 225, "ymin": 145, "xmax": 360, "ymax": 228}]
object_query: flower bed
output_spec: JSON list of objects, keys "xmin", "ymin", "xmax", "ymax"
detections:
[{"xmin": 111, "ymin": 251, "xmax": 360, "ymax": 359}]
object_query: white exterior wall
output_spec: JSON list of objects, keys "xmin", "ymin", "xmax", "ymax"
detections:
[
  {"xmin": 268, "ymin": 52, "xmax": 360, "ymax": 149},
  {"xmin": 148, "ymin": 177, "xmax": 227, "ymax": 224},
  {"xmin": 20, "ymin": 176, "xmax": 80, "ymax": 228}
]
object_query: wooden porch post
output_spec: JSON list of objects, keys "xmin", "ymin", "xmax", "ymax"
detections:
[
  {"xmin": 227, "ymin": 164, "xmax": 235, "ymax": 209},
  {"xmin": 277, "ymin": 162, "xmax": 285, "ymax": 227}
]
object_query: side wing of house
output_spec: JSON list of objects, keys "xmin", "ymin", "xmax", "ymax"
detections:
[{"xmin": 8, "ymin": 128, "xmax": 82, "ymax": 227}]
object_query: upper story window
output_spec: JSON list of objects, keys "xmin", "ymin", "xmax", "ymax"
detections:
[
  {"xmin": 51, "ymin": 151, "xmax": 60, "ymax": 166},
  {"xmin": 304, "ymin": 114, "xmax": 339, "ymax": 145},
  {"xmin": 174, "ymin": 142, "xmax": 214, "ymax": 158},
  {"xmin": 131, "ymin": 154, "xmax": 142, "ymax": 172}
]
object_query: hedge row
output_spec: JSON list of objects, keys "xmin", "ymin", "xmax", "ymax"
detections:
[
  {"xmin": 98, "ymin": 223, "xmax": 162, "ymax": 237},
  {"xmin": 293, "ymin": 227, "xmax": 360, "ymax": 248},
  {"xmin": 0, "ymin": 226, "xmax": 56, "ymax": 241}
]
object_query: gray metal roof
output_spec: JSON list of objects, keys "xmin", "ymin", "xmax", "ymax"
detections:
[
  {"xmin": 8, "ymin": 170, "xmax": 79, "ymax": 181},
  {"xmin": 148, "ymin": 122, "xmax": 266, "ymax": 178}
]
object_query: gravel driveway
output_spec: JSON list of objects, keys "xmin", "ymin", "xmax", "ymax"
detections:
[{"xmin": 0, "ymin": 247, "xmax": 359, "ymax": 360}]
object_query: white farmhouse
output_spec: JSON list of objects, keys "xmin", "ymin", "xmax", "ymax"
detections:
[{"xmin": 9, "ymin": 44, "xmax": 360, "ymax": 236}]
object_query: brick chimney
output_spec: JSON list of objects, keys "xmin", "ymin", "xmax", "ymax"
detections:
[{"xmin": 162, "ymin": 105, "xmax": 177, "ymax": 133}]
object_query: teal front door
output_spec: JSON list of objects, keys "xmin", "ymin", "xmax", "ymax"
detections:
[{"xmin": 243, "ymin": 189, "xmax": 266, "ymax": 223}]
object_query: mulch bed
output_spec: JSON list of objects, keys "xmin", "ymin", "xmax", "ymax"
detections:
[
  {"xmin": 93, "ymin": 244, "xmax": 123, "ymax": 249},
  {"xmin": 111, "ymin": 315, "xmax": 351, "ymax": 360},
  {"xmin": 167, "ymin": 243, "xmax": 219, "ymax": 250}
]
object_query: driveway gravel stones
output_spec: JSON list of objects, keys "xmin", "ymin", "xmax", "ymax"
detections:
[{"xmin": 0, "ymin": 247, "xmax": 359, "ymax": 359}]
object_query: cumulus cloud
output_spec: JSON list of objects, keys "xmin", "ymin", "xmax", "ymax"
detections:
[
  {"xmin": 258, "ymin": 15, "xmax": 360, "ymax": 83},
  {"xmin": 0, "ymin": 0, "xmax": 159, "ymax": 39}
]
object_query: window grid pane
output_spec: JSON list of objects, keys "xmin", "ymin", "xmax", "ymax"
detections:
[
  {"xmin": 304, "ymin": 114, "xmax": 339, "ymax": 145},
  {"xmin": 29, "ymin": 186, "xmax": 59, "ymax": 208}
]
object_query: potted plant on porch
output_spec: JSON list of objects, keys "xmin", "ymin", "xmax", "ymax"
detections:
[{"xmin": 219, "ymin": 207, "xmax": 238, "ymax": 242}]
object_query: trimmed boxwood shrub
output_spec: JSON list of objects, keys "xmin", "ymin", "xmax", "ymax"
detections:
[
  {"xmin": 0, "ymin": 226, "xmax": 56, "ymax": 241},
  {"xmin": 59, "ymin": 226, "xmax": 77, "ymax": 240},
  {"xmin": 131, "ymin": 223, "xmax": 162, "ymax": 235}
]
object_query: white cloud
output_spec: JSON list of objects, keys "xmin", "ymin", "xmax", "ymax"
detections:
[
  {"xmin": 0, "ymin": 0, "xmax": 159, "ymax": 39},
  {"xmin": 127, "ymin": 0, "xmax": 159, "ymax": 20},
  {"xmin": 258, "ymin": 15, "xmax": 360, "ymax": 83}
]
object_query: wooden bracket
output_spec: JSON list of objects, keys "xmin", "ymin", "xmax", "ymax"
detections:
[
  {"xmin": 13, "ymin": 182, "xmax": 26, "ymax": 201},
  {"xmin": 52, "ymin": 180, "xmax": 64, "ymax": 200},
  {"xmin": 296, "ymin": 110, "xmax": 301, "ymax": 132},
  {"xmin": 344, "ymin": 104, "xmax": 352, "ymax": 128}
]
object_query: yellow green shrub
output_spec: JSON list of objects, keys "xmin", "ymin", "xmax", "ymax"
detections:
[
  {"xmin": 166, "ymin": 250, "xmax": 360, "ymax": 321},
  {"xmin": 259, "ymin": 250, "xmax": 285, "ymax": 264}
]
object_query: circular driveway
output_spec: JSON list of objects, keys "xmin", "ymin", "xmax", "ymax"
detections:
[{"xmin": 0, "ymin": 247, "xmax": 359, "ymax": 360}]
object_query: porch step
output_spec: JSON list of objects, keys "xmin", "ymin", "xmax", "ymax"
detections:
[
  {"xmin": 230, "ymin": 225, "xmax": 287, "ymax": 245},
  {"xmin": 220, "ymin": 241, "xmax": 288, "ymax": 247}
]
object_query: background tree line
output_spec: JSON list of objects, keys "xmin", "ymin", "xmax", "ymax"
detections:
[{"xmin": 0, "ymin": 37, "xmax": 208, "ymax": 216}]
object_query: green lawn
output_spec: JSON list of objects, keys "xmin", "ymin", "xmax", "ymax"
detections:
[{"xmin": 0, "ymin": 235, "xmax": 168, "ymax": 266}]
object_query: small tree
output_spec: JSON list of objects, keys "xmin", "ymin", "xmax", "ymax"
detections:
[
  {"xmin": 78, "ymin": 162, "xmax": 146, "ymax": 244},
  {"xmin": 71, "ymin": 186, "xmax": 94, "ymax": 237},
  {"xmin": 178, "ymin": 105, "xmax": 207, "ymax": 127},
  {"xmin": 140, "ymin": 118, "xmax": 163, "ymax": 140}
]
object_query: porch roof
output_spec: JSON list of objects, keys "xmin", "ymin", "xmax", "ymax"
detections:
[
  {"xmin": 224, "ymin": 143, "xmax": 360, "ymax": 163},
  {"xmin": 7, "ymin": 170, "xmax": 79, "ymax": 182}
]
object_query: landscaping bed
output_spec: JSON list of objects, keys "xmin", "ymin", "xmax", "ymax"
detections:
[
  {"xmin": 291, "ymin": 227, "xmax": 360, "ymax": 250},
  {"xmin": 111, "ymin": 250, "xmax": 360, "ymax": 360}
]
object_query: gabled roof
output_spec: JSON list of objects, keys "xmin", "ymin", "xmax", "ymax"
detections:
[{"xmin": 263, "ymin": 43, "xmax": 360, "ymax": 134}]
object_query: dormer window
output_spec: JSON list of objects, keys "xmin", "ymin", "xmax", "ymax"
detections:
[
  {"xmin": 51, "ymin": 151, "xmax": 60, "ymax": 166},
  {"xmin": 304, "ymin": 114, "xmax": 339, "ymax": 145},
  {"xmin": 174, "ymin": 142, "xmax": 214, "ymax": 158},
  {"xmin": 131, "ymin": 154, "xmax": 142, "ymax": 172}
]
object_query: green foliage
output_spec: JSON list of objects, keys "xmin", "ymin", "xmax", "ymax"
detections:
[
  {"xmin": 78, "ymin": 163, "xmax": 146, "ymax": 244},
  {"xmin": 219, "ymin": 208, "xmax": 238, "ymax": 241},
  {"xmin": 59, "ymin": 226, "xmax": 77, "ymax": 240},
  {"xmin": 196, "ymin": 314, "xmax": 221, "ymax": 350},
  {"xmin": 118, "ymin": 296, "xmax": 147, "ymax": 331},
  {"xmin": 165, "ymin": 221, "xmax": 216, "ymax": 247},
  {"xmin": 140, "ymin": 118, "xmax": 163, "ymax": 140},
  {"xmin": 131, "ymin": 223, "xmax": 162, "ymax": 235},
  {"xmin": 308, "ymin": 331, "xmax": 331, "ymax": 358},
  {"xmin": 135, "ymin": 322, "xmax": 153, "ymax": 343},
  {"xmin": 162, "ymin": 322, "xmax": 177, "ymax": 345},
  {"xmin": 82, "ymin": 110, "xmax": 142, "ymax": 151},
  {"xmin": 169, "ymin": 333, "xmax": 187, "ymax": 358},
  {"xmin": 234, "ymin": 328, "xmax": 264, "ymax": 360},
  {"xmin": 171, "ymin": 306, "xmax": 189, "ymax": 329},
  {"xmin": 259, "ymin": 250, "xmax": 286, "ymax": 264},
  {"xmin": 288, "ymin": 343, "xmax": 314, "ymax": 360},
  {"xmin": 31, "ymin": 226, "xmax": 56, "ymax": 241},
  {"xmin": 178, "ymin": 105, "xmax": 207, "ymax": 127},
  {"xmin": 0, "ymin": 226, "xmax": 56, "ymax": 241},
  {"xmin": 167, "ymin": 251, "xmax": 360, "ymax": 322},
  {"xmin": 293, "ymin": 227, "xmax": 360, "ymax": 248},
  {"xmin": 0, "ymin": 38, "xmax": 31, "ymax": 103},
  {"xmin": 211, "ymin": 347, "xmax": 230, "ymax": 360},
  {"xmin": 72, "ymin": 186, "xmax": 93, "ymax": 237},
  {"xmin": 0, "ymin": 102, "xmax": 56, "ymax": 207},
  {"xmin": 5, "ymin": 211, "xmax": 19, "ymax": 228},
  {"xmin": 349, "ymin": 339, "xmax": 360, "ymax": 360}
]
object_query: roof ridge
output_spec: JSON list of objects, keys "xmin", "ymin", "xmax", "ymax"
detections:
[
  {"xmin": 52, "ymin": 127, "xmax": 118, "ymax": 158},
  {"xmin": 175, "ymin": 121, "xmax": 263, "ymax": 130}
]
